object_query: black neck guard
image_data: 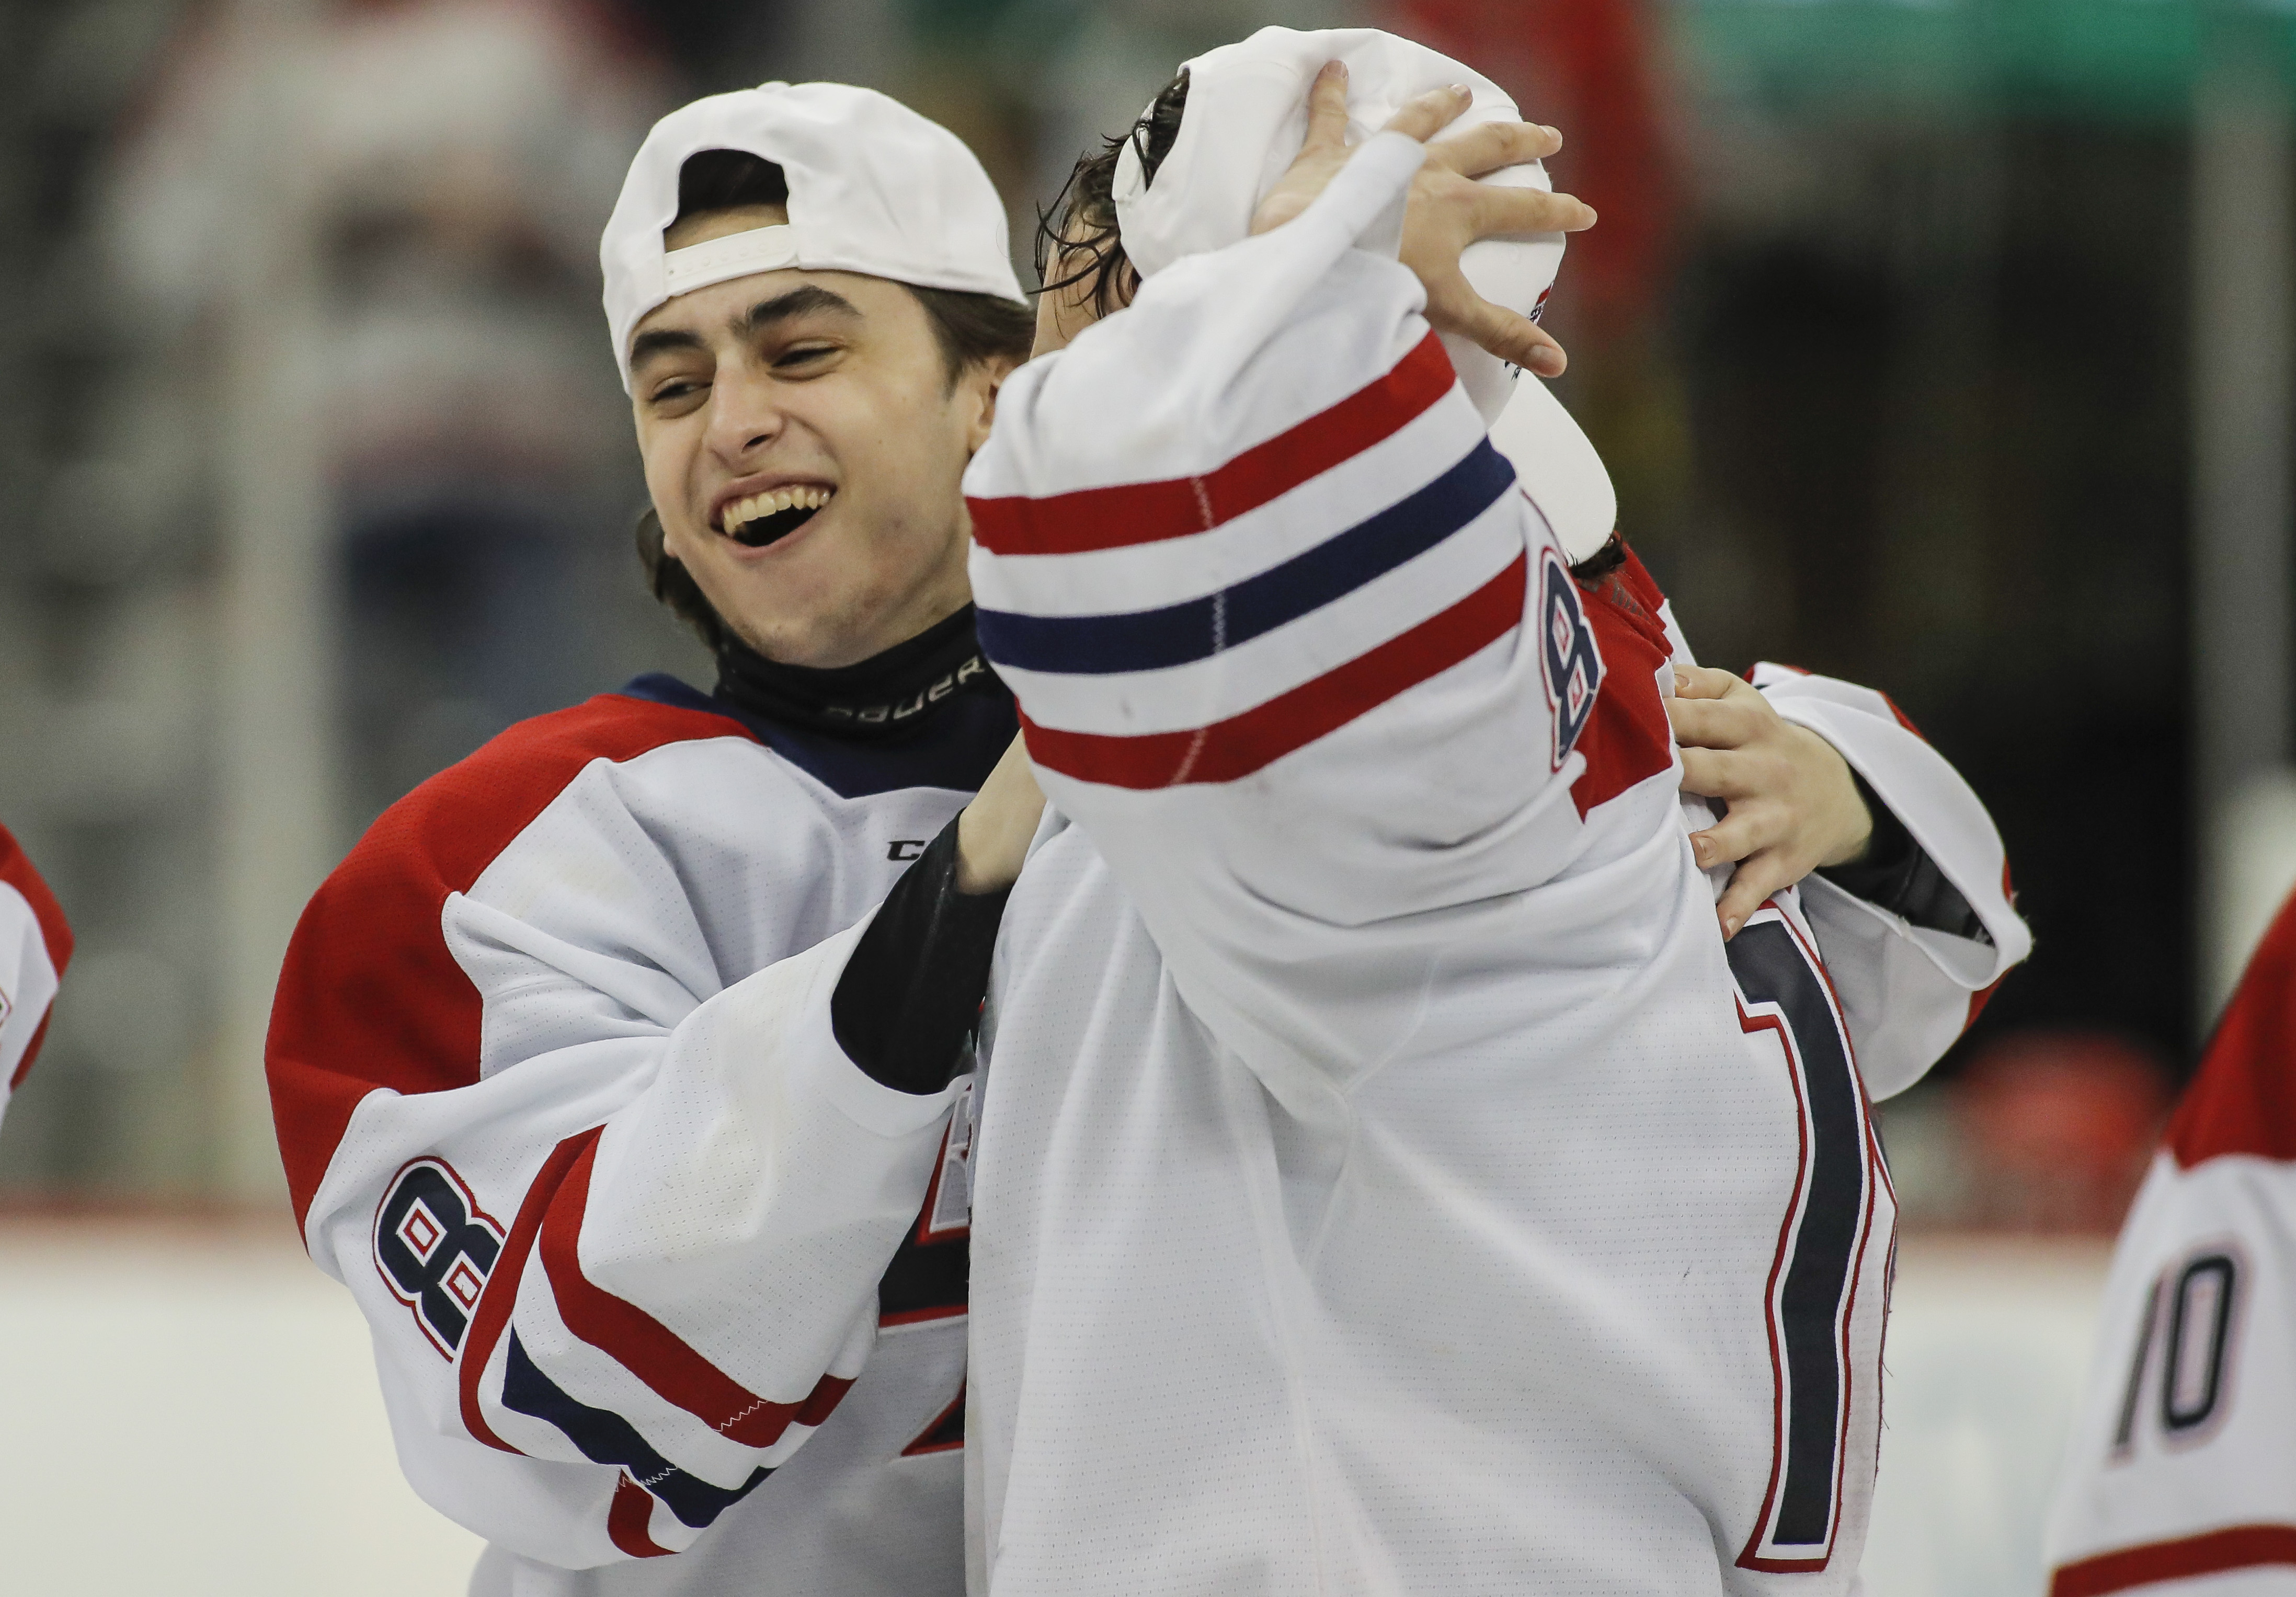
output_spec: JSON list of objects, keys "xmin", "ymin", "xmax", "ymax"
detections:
[{"xmin": 713, "ymin": 605, "xmax": 1006, "ymax": 742}]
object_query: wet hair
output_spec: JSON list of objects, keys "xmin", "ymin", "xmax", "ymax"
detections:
[
  {"xmin": 1035, "ymin": 70, "xmax": 1190, "ymax": 319},
  {"xmin": 640, "ymin": 148, "xmax": 1035, "ymax": 652}
]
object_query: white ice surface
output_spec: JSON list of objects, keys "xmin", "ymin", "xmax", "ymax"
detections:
[{"xmin": 0, "ymin": 1216, "xmax": 484, "ymax": 1595}]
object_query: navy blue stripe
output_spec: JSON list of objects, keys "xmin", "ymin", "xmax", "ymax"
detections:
[
  {"xmin": 976, "ymin": 439, "xmax": 1514, "ymax": 676},
  {"xmin": 1728, "ymin": 919, "xmax": 1869, "ymax": 1549},
  {"xmin": 502, "ymin": 1331, "xmax": 771, "ymax": 1530}
]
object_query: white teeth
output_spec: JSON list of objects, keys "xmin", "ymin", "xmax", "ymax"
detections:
[{"xmin": 722, "ymin": 485, "xmax": 832, "ymax": 532}]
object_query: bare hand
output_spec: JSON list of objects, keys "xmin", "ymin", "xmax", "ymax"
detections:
[
  {"xmin": 1670, "ymin": 666, "xmax": 1874, "ymax": 940},
  {"xmin": 955, "ymin": 733, "xmax": 1046, "ymax": 894},
  {"xmin": 1248, "ymin": 62, "xmax": 1596, "ymax": 376}
]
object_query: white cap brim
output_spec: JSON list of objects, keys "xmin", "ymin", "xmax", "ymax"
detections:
[{"xmin": 1487, "ymin": 374, "xmax": 1616, "ymax": 565}]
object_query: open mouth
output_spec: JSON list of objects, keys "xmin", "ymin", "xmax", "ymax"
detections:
[{"xmin": 719, "ymin": 485, "xmax": 833, "ymax": 548}]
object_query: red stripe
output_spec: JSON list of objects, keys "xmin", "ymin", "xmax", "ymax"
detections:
[
  {"xmin": 2051, "ymin": 1525, "xmax": 2296, "ymax": 1596},
  {"xmin": 1022, "ymin": 553, "xmax": 1526, "ymax": 790},
  {"xmin": 537, "ymin": 1137, "xmax": 854, "ymax": 1447},
  {"xmin": 266, "ymin": 694, "xmax": 757, "ymax": 1235},
  {"xmin": 969, "ymin": 332, "xmax": 1458, "ymax": 557},
  {"xmin": 1876, "ymin": 690, "xmax": 1927, "ymax": 740},
  {"xmin": 2171, "ymin": 887, "xmax": 2296, "ymax": 1166},
  {"xmin": 460, "ymin": 1130, "xmax": 600, "ymax": 1453},
  {"xmin": 1964, "ymin": 973, "xmax": 2006, "ymax": 1032},
  {"xmin": 607, "ymin": 1473, "xmax": 675, "ymax": 1558},
  {"xmin": 899, "ymin": 1391, "xmax": 966, "ymax": 1457},
  {"xmin": 1570, "ymin": 562, "xmax": 1678, "ymax": 819},
  {"xmin": 0, "ymin": 823, "xmax": 73, "ymax": 1092},
  {"xmin": 880, "ymin": 1304, "xmax": 968, "ymax": 1329}
]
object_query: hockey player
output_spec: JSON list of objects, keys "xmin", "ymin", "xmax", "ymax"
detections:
[
  {"xmin": 269, "ymin": 70, "xmax": 2011, "ymax": 1595},
  {"xmin": 963, "ymin": 32, "xmax": 2029, "ymax": 1594},
  {"xmin": 2044, "ymin": 887, "xmax": 2296, "ymax": 1597},
  {"xmin": 0, "ymin": 821, "xmax": 72, "ymax": 1131},
  {"xmin": 267, "ymin": 84, "xmax": 1048, "ymax": 1588}
]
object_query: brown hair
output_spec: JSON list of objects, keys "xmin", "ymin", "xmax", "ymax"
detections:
[
  {"xmin": 1034, "ymin": 70, "xmax": 1190, "ymax": 320},
  {"xmin": 640, "ymin": 148, "xmax": 1035, "ymax": 652}
]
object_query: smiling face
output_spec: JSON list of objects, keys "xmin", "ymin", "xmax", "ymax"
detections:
[{"xmin": 629, "ymin": 204, "xmax": 1006, "ymax": 668}]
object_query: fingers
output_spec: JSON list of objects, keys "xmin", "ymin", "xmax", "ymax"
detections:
[
  {"xmin": 1676, "ymin": 744, "xmax": 1791, "ymax": 806},
  {"xmin": 1666, "ymin": 693, "xmax": 1766, "ymax": 752},
  {"xmin": 1426, "ymin": 119, "xmax": 1561, "ymax": 177},
  {"xmin": 1520, "ymin": 322, "xmax": 1567, "ymax": 378},
  {"xmin": 1670, "ymin": 664, "xmax": 1742, "ymax": 702},
  {"xmin": 1471, "ymin": 182, "xmax": 1596, "ymax": 239},
  {"xmin": 1437, "ymin": 284, "xmax": 1560, "ymax": 373},
  {"xmin": 1383, "ymin": 83, "xmax": 1475, "ymax": 144},
  {"xmin": 1687, "ymin": 802, "xmax": 1780, "ymax": 871},
  {"xmin": 1303, "ymin": 60, "xmax": 1351, "ymax": 152},
  {"xmin": 1713, "ymin": 853, "xmax": 1796, "ymax": 941}
]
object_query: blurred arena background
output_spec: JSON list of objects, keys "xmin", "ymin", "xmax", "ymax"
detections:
[{"xmin": 0, "ymin": 0, "xmax": 2291, "ymax": 1591}]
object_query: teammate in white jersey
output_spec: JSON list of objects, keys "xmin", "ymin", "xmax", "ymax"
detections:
[
  {"xmin": 0, "ymin": 820, "xmax": 71, "ymax": 1131},
  {"xmin": 963, "ymin": 34, "xmax": 2030, "ymax": 1594},
  {"xmin": 2045, "ymin": 886, "xmax": 2296, "ymax": 1597},
  {"xmin": 270, "ymin": 84, "xmax": 1048, "ymax": 1590},
  {"xmin": 270, "ymin": 68, "xmax": 2014, "ymax": 1597}
]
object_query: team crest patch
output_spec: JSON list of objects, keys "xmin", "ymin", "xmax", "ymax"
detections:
[
  {"xmin": 374, "ymin": 1157, "xmax": 506, "ymax": 1360},
  {"xmin": 1538, "ymin": 548, "xmax": 1604, "ymax": 769}
]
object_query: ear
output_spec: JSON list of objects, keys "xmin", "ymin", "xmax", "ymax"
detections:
[{"xmin": 963, "ymin": 356, "xmax": 1018, "ymax": 456}]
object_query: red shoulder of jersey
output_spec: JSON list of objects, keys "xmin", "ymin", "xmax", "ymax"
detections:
[
  {"xmin": 2169, "ymin": 887, "xmax": 2296, "ymax": 1168},
  {"xmin": 0, "ymin": 822, "xmax": 74, "ymax": 1090},
  {"xmin": 268, "ymin": 694, "xmax": 755, "ymax": 1233},
  {"xmin": 1571, "ymin": 550, "xmax": 1677, "ymax": 817}
]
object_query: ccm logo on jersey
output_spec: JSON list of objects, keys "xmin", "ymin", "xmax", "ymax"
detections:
[
  {"xmin": 374, "ymin": 1157, "xmax": 506, "ymax": 1360},
  {"xmin": 1538, "ymin": 548, "xmax": 1605, "ymax": 769}
]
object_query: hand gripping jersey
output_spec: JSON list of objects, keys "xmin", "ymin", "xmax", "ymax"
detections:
[
  {"xmin": 268, "ymin": 679, "xmax": 1011, "ymax": 1593},
  {"xmin": 2046, "ymin": 889, "xmax": 2296, "ymax": 1597},
  {"xmin": 0, "ymin": 821, "xmax": 72, "ymax": 1130},
  {"xmin": 963, "ymin": 132, "xmax": 2028, "ymax": 1596}
]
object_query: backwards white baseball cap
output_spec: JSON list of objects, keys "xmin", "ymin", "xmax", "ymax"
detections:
[
  {"xmin": 601, "ymin": 82, "xmax": 1028, "ymax": 391},
  {"xmin": 1113, "ymin": 27, "xmax": 1617, "ymax": 561}
]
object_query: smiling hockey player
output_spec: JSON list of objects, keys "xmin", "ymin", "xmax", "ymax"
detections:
[
  {"xmin": 267, "ymin": 66, "xmax": 2022, "ymax": 1597},
  {"xmin": 269, "ymin": 85, "xmax": 1043, "ymax": 1590},
  {"xmin": 962, "ymin": 31, "xmax": 2030, "ymax": 1595}
]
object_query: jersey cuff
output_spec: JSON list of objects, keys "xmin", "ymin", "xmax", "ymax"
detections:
[
  {"xmin": 1816, "ymin": 772, "xmax": 1989, "ymax": 944},
  {"xmin": 830, "ymin": 817, "xmax": 1008, "ymax": 1097}
]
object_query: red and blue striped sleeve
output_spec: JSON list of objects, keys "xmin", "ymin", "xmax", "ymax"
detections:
[
  {"xmin": 964, "ymin": 132, "xmax": 1681, "ymax": 1084},
  {"xmin": 269, "ymin": 695, "xmax": 965, "ymax": 1564}
]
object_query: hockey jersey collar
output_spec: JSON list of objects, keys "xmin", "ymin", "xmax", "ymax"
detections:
[{"xmin": 618, "ymin": 672, "xmax": 1016, "ymax": 799}]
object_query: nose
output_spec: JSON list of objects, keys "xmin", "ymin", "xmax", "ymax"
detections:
[{"xmin": 704, "ymin": 362, "xmax": 785, "ymax": 465}]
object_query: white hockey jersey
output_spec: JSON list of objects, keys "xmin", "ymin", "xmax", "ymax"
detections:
[
  {"xmin": 2045, "ymin": 889, "xmax": 2296, "ymax": 1597},
  {"xmin": 0, "ymin": 821, "xmax": 71, "ymax": 1130},
  {"xmin": 270, "ymin": 154, "xmax": 2025, "ymax": 1597},
  {"xmin": 963, "ymin": 130, "xmax": 2028, "ymax": 1596},
  {"xmin": 268, "ymin": 679, "xmax": 1012, "ymax": 1591}
]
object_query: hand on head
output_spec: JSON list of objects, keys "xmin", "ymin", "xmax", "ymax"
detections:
[{"xmin": 1250, "ymin": 62, "xmax": 1595, "ymax": 376}]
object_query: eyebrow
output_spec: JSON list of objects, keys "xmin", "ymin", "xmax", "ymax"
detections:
[
  {"xmin": 629, "ymin": 326, "xmax": 704, "ymax": 368},
  {"xmin": 735, "ymin": 285, "xmax": 862, "ymax": 339},
  {"xmin": 629, "ymin": 285, "xmax": 864, "ymax": 375}
]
